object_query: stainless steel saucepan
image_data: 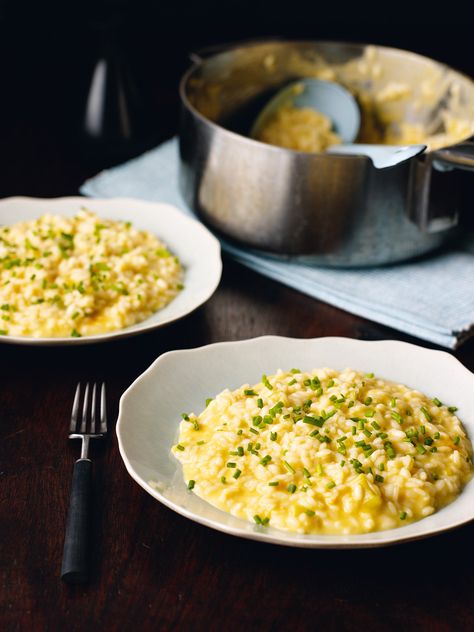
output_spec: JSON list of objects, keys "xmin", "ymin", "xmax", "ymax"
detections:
[{"xmin": 179, "ymin": 41, "xmax": 474, "ymax": 266}]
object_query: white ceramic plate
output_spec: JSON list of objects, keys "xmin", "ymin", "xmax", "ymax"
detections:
[
  {"xmin": 117, "ymin": 336, "xmax": 474, "ymax": 548},
  {"xmin": 0, "ymin": 197, "xmax": 222, "ymax": 345}
]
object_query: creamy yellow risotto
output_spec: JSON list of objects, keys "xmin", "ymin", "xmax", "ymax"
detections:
[
  {"xmin": 256, "ymin": 106, "xmax": 342, "ymax": 153},
  {"xmin": 172, "ymin": 368, "xmax": 473, "ymax": 534},
  {"xmin": 0, "ymin": 209, "xmax": 183, "ymax": 338}
]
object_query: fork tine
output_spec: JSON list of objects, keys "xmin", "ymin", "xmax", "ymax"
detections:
[
  {"xmin": 100, "ymin": 383, "xmax": 107, "ymax": 433},
  {"xmin": 70, "ymin": 383, "xmax": 81, "ymax": 432},
  {"xmin": 80, "ymin": 382, "xmax": 90, "ymax": 433},
  {"xmin": 90, "ymin": 383, "xmax": 97, "ymax": 434}
]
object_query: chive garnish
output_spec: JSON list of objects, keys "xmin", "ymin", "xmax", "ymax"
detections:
[
  {"xmin": 283, "ymin": 460, "xmax": 295, "ymax": 474},
  {"xmin": 257, "ymin": 398, "xmax": 264, "ymax": 408},
  {"xmin": 434, "ymin": 432, "xmax": 441, "ymax": 440},
  {"xmin": 237, "ymin": 429, "xmax": 243, "ymax": 436},
  {"xmin": 205, "ymin": 398, "xmax": 213, "ymax": 407},
  {"xmin": 303, "ymin": 468, "xmax": 312, "ymax": 478},
  {"xmin": 454, "ymin": 436, "xmax": 461, "ymax": 445},
  {"xmin": 326, "ymin": 481, "xmax": 336, "ymax": 489},
  {"xmin": 448, "ymin": 406, "xmax": 458, "ymax": 413},
  {"xmin": 197, "ymin": 440, "xmax": 205, "ymax": 445},
  {"xmin": 399, "ymin": 511, "xmax": 407, "ymax": 520},
  {"xmin": 416, "ymin": 444, "xmax": 427, "ymax": 455},
  {"xmin": 420, "ymin": 407, "xmax": 432, "ymax": 422},
  {"xmin": 374, "ymin": 474, "xmax": 384, "ymax": 483},
  {"xmin": 270, "ymin": 432, "xmax": 277, "ymax": 441},
  {"xmin": 305, "ymin": 510, "xmax": 315, "ymax": 517},
  {"xmin": 226, "ymin": 462, "xmax": 237, "ymax": 468},
  {"xmin": 327, "ymin": 379, "xmax": 335, "ymax": 387},
  {"xmin": 366, "ymin": 372, "xmax": 374, "ymax": 378},
  {"xmin": 290, "ymin": 368, "xmax": 301, "ymax": 374},
  {"xmin": 433, "ymin": 398, "xmax": 442, "ymax": 407},
  {"xmin": 390, "ymin": 398, "xmax": 397, "ymax": 407},
  {"xmin": 391, "ymin": 412, "xmax": 403, "ymax": 424},
  {"xmin": 71, "ymin": 329, "xmax": 81, "ymax": 338},
  {"xmin": 287, "ymin": 484, "xmax": 297, "ymax": 494},
  {"xmin": 268, "ymin": 481, "xmax": 279, "ymax": 486},
  {"xmin": 244, "ymin": 389, "xmax": 257, "ymax": 396},
  {"xmin": 288, "ymin": 379, "xmax": 297, "ymax": 386},
  {"xmin": 378, "ymin": 462, "xmax": 385, "ymax": 471},
  {"xmin": 364, "ymin": 397, "xmax": 373, "ymax": 405},
  {"xmin": 303, "ymin": 415, "xmax": 324, "ymax": 428},
  {"xmin": 249, "ymin": 428, "xmax": 259, "ymax": 435},
  {"xmin": 260, "ymin": 455, "xmax": 272, "ymax": 466},
  {"xmin": 233, "ymin": 469, "xmax": 242, "ymax": 479},
  {"xmin": 237, "ymin": 446, "xmax": 244, "ymax": 456},
  {"xmin": 176, "ymin": 444, "xmax": 185, "ymax": 451},
  {"xmin": 262, "ymin": 374, "xmax": 273, "ymax": 390},
  {"xmin": 187, "ymin": 480, "xmax": 195, "ymax": 490},
  {"xmin": 220, "ymin": 476, "xmax": 226, "ymax": 484}
]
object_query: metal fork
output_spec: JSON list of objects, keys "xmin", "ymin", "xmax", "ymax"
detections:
[{"xmin": 61, "ymin": 382, "xmax": 107, "ymax": 583}]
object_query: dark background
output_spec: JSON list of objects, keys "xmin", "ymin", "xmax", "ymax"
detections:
[{"xmin": 0, "ymin": 0, "xmax": 472, "ymax": 197}]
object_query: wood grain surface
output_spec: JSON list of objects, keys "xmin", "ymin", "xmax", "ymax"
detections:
[{"xmin": 1, "ymin": 20, "xmax": 474, "ymax": 632}]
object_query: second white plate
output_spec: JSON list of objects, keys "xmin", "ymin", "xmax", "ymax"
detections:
[{"xmin": 0, "ymin": 197, "xmax": 222, "ymax": 345}]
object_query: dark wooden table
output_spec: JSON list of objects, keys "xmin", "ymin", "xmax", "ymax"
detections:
[{"xmin": 2, "ymin": 38, "xmax": 474, "ymax": 632}]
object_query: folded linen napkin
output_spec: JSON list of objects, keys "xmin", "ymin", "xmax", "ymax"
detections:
[{"xmin": 81, "ymin": 138, "xmax": 474, "ymax": 349}]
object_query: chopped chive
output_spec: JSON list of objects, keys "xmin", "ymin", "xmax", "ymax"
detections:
[
  {"xmin": 303, "ymin": 415, "xmax": 324, "ymax": 428},
  {"xmin": 252, "ymin": 415, "xmax": 263, "ymax": 426},
  {"xmin": 287, "ymin": 483, "xmax": 297, "ymax": 494},
  {"xmin": 399, "ymin": 511, "xmax": 407, "ymax": 520},
  {"xmin": 233, "ymin": 469, "xmax": 242, "ymax": 479},
  {"xmin": 255, "ymin": 442, "xmax": 261, "ymax": 450},
  {"xmin": 391, "ymin": 412, "xmax": 403, "ymax": 424},
  {"xmin": 324, "ymin": 410, "xmax": 337, "ymax": 420},
  {"xmin": 416, "ymin": 444, "xmax": 427, "ymax": 455},
  {"xmin": 227, "ymin": 462, "xmax": 237, "ymax": 468},
  {"xmin": 377, "ymin": 432, "xmax": 388, "ymax": 440},
  {"xmin": 420, "ymin": 425, "xmax": 426, "ymax": 435},
  {"xmin": 340, "ymin": 460, "xmax": 345, "ymax": 467},
  {"xmin": 205, "ymin": 398, "xmax": 213, "ymax": 407},
  {"xmin": 244, "ymin": 389, "xmax": 257, "ymax": 396},
  {"xmin": 378, "ymin": 462, "xmax": 385, "ymax": 471},
  {"xmin": 237, "ymin": 429, "xmax": 243, "ymax": 436},
  {"xmin": 390, "ymin": 398, "xmax": 397, "ymax": 407},
  {"xmin": 433, "ymin": 398, "xmax": 442, "ymax": 407},
  {"xmin": 290, "ymin": 368, "xmax": 301, "ymax": 374},
  {"xmin": 424, "ymin": 437, "xmax": 433, "ymax": 446},
  {"xmin": 260, "ymin": 455, "xmax": 272, "ymax": 466},
  {"xmin": 327, "ymin": 379, "xmax": 335, "ymax": 387},
  {"xmin": 237, "ymin": 446, "xmax": 244, "ymax": 456},
  {"xmin": 431, "ymin": 446, "xmax": 438, "ymax": 452},
  {"xmin": 249, "ymin": 428, "xmax": 259, "ymax": 435},
  {"xmin": 270, "ymin": 432, "xmax": 277, "ymax": 441},
  {"xmin": 257, "ymin": 398, "xmax": 264, "ymax": 408},
  {"xmin": 366, "ymin": 372, "xmax": 374, "ymax": 378},
  {"xmin": 288, "ymin": 379, "xmax": 297, "ymax": 386},
  {"xmin": 374, "ymin": 474, "xmax": 384, "ymax": 483},
  {"xmin": 316, "ymin": 463, "xmax": 324, "ymax": 476},
  {"xmin": 197, "ymin": 440, "xmax": 205, "ymax": 445},
  {"xmin": 220, "ymin": 476, "xmax": 226, "ymax": 484},
  {"xmin": 181, "ymin": 413, "xmax": 190, "ymax": 421},
  {"xmin": 365, "ymin": 410, "xmax": 375, "ymax": 418},
  {"xmin": 303, "ymin": 468, "xmax": 312, "ymax": 478},
  {"xmin": 448, "ymin": 406, "xmax": 458, "ymax": 413},
  {"xmin": 364, "ymin": 397, "xmax": 373, "ymax": 405},
  {"xmin": 70, "ymin": 329, "xmax": 81, "ymax": 338},
  {"xmin": 347, "ymin": 400, "xmax": 355, "ymax": 408},
  {"xmin": 283, "ymin": 460, "xmax": 295, "ymax": 474},
  {"xmin": 363, "ymin": 429, "xmax": 372, "ymax": 438},
  {"xmin": 187, "ymin": 480, "xmax": 195, "ymax": 490},
  {"xmin": 454, "ymin": 436, "xmax": 461, "ymax": 445},
  {"xmin": 268, "ymin": 481, "xmax": 279, "ymax": 486},
  {"xmin": 176, "ymin": 444, "xmax": 185, "ymax": 451},
  {"xmin": 351, "ymin": 426, "xmax": 356, "ymax": 435},
  {"xmin": 420, "ymin": 407, "xmax": 432, "ymax": 422},
  {"xmin": 371, "ymin": 420, "xmax": 381, "ymax": 430},
  {"xmin": 326, "ymin": 481, "xmax": 336, "ymax": 489},
  {"xmin": 434, "ymin": 432, "xmax": 441, "ymax": 440},
  {"xmin": 253, "ymin": 515, "xmax": 263, "ymax": 525},
  {"xmin": 305, "ymin": 509, "xmax": 315, "ymax": 517},
  {"xmin": 262, "ymin": 374, "xmax": 273, "ymax": 390}
]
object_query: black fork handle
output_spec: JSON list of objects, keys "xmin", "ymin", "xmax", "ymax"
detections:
[{"xmin": 61, "ymin": 459, "xmax": 92, "ymax": 583}]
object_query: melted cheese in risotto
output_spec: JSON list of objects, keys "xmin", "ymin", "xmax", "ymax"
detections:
[
  {"xmin": 0, "ymin": 209, "xmax": 183, "ymax": 338},
  {"xmin": 172, "ymin": 368, "xmax": 473, "ymax": 534}
]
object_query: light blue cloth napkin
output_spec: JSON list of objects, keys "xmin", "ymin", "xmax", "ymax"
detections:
[{"xmin": 81, "ymin": 138, "xmax": 474, "ymax": 349}]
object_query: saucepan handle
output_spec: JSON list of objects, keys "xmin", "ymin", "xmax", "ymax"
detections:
[
  {"xmin": 431, "ymin": 141, "xmax": 474, "ymax": 172},
  {"xmin": 409, "ymin": 141, "xmax": 474, "ymax": 233}
]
